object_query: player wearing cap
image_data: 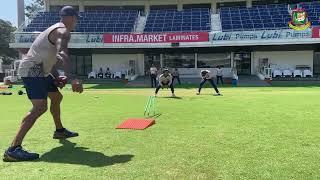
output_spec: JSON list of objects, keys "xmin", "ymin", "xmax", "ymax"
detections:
[
  {"xmin": 3, "ymin": 6, "xmax": 83, "ymax": 162},
  {"xmin": 155, "ymin": 69, "xmax": 176, "ymax": 97},
  {"xmin": 197, "ymin": 70, "xmax": 221, "ymax": 96}
]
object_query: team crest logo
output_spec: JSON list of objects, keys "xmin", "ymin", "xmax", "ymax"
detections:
[{"xmin": 288, "ymin": 8, "xmax": 311, "ymax": 30}]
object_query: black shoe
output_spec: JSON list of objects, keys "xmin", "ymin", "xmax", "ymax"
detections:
[
  {"xmin": 3, "ymin": 146, "xmax": 39, "ymax": 162},
  {"xmin": 53, "ymin": 128, "xmax": 79, "ymax": 139}
]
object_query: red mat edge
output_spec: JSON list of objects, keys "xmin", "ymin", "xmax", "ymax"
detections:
[{"xmin": 116, "ymin": 118, "xmax": 156, "ymax": 130}]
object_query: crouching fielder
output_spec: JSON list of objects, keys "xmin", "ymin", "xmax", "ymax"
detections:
[
  {"xmin": 197, "ymin": 70, "xmax": 221, "ymax": 96},
  {"xmin": 155, "ymin": 69, "xmax": 176, "ymax": 97}
]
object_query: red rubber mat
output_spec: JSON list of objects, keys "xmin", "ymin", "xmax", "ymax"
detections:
[{"xmin": 116, "ymin": 118, "xmax": 155, "ymax": 130}]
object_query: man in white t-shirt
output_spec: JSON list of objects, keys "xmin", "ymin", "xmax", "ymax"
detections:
[
  {"xmin": 149, "ymin": 64, "xmax": 157, "ymax": 88},
  {"xmin": 216, "ymin": 66, "xmax": 223, "ymax": 84},
  {"xmin": 172, "ymin": 68, "xmax": 181, "ymax": 85}
]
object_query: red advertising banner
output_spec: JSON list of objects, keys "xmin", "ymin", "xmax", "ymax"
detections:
[
  {"xmin": 312, "ymin": 27, "xmax": 320, "ymax": 38},
  {"xmin": 103, "ymin": 32, "xmax": 209, "ymax": 43}
]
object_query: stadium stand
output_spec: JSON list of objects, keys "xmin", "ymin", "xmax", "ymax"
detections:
[
  {"xmin": 144, "ymin": 8, "xmax": 211, "ymax": 32},
  {"xmin": 23, "ymin": 10, "xmax": 138, "ymax": 33},
  {"xmin": 301, "ymin": 1, "xmax": 320, "ymax": 26},
  {"xmin": 22, "ymin": 1, "xmax": 320, "ymax": 33},
  {"xmin": 220, "ymin": 1, "xmax": 320, "ymax": 32}
]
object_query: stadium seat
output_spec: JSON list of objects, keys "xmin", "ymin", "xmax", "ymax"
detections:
[
  {"xmin": 283, "ymin": 69, "xmax": 293, "ymax": 77},
  {"xmin": 273, "ymin": 69, "xmax": 282, "ymax": 78},
  {"xmin": 293, "ymin": 70, "xmax": 303, "ymax": 77},
  {"xmin": 303, "ymin": 70, "xmax": 313, "ymax": 77}
]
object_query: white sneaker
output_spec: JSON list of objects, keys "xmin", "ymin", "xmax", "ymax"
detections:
[
  {"xmin": 154, "ymin": 93, "xmax": 157, "ymax": 97},
  {"xmin": 171, "ymin": 93, "xmax": 176, "ymax": 97},
  {"xmin": 196, "ymin": 92, "xmax": 200, "ymax": 95}
]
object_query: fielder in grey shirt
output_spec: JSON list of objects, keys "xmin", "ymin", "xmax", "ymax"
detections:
[{"xmin": 155, "ymin": 68, "xmax": 176, "ymax": 97}]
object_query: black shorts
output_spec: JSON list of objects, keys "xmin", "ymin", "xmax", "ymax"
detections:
[{"xmin": 22, "ymin": 75, "xmax": 58, "ymax": 100}]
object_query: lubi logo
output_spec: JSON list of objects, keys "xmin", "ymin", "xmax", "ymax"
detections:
[{"xmin": 288, "ymin": 8, "xmax": 311, "ymax": 30}]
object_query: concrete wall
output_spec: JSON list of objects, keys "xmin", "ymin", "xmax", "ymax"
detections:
[
  {"xmin": 92, "ymin": 54, "xmax": 144, "ymax": 75},
  {"xmin": 252, "ymin": 51, "xmax": 314, "ymax": 74}
]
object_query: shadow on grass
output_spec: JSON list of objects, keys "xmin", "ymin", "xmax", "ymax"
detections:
[
  {"xmin": 40, "ymin": 140, "xmax": 134, "ymax": 167},
  {"xmin": 158, "ymin": 96, "xmax": 183, "ymax": 100},
  {"xmin": 84, "ymin": 84, "xmax": 130, "ymax": 89},
  {"xmin": 145, "ymin": 113, "xmax": 162, "ymax": 119}
]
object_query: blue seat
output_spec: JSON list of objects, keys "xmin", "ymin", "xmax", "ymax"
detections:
[
  {"xmin": 163, "ymin": 27, "xmax": 172, "ymax": 31},
  {"xmin": 172, "ymin": 26, "xmax": 181, "ymax": 31},
  {"xmin": 78, "ymin": 27, "xmax": 85, "ymax": 32},
  {"xmin": 182, "ymin": 26, "xmax": 191, "ymax": 31},
  {"xmin": 241, "ymin": 13, "xmax": 249, "ymax": 17},
  {"xmin": 144, "ymin": 27, "xmax": 152, "ymax": 32},
  {"xmin": 273, "ymin": 18, "xmax": 283, "ymax": 23},
  {"xmin": 153, "ymin": 27, "xmax": 162, "ymax": 32},
  {"xmin": 96, "ymin": 28, "xmax": 104, "ymax": 32},
  {"xmin": 116, "ymin": 24, "xmax": 125, "ymax": 28},
  {"xmin": 154, "ymin": 24, "xmax": 163, "ymax": 27},
  {"xmin": 232, "ymin": 20, "xmax": 241, "ymax": 25},
  {"xmin": 254, "ymin": 24, "xmax": 263, "ymax": 28},
  {"xmin": 192, "ymin": 26, "xmax": 201, "ymax": 31},
  {"xmin": 263, "ymin": 23, "xmax": 275, "ymax": 29},
  {"xmin": 182, "ymin": 23, "xmax": 192, "ymax": 26},
  {"xmin": 243, "ymin": 24, "xmax": 253, "ymax": 29},
  {"xmin": 232, "ymin": 24, "xmax": 242, "ymax": 29},
  {"xmin": 312, "ymin": 21, "xmax": 320, "ymax": 25},
  {"xmin": 222, "ymin": 25, "xmax": 232, "ymax": 29},
  {"xmin": 254, "ymin": 20, "xmax": 263, "ymax": 24},
  {"xmin": 105, "ymin": 28, "xmax": 113, "ymax": 32},
  {"xmin": 123, "ymin": 28, "xmax": 132, "ymax": 32},
  {"xmin": 192, "ymin": 22, "xmax": 201, "ymax": 26},
  {"xmin": 274, "ymin": 22, "xmax": 285, "ymax": 27}
]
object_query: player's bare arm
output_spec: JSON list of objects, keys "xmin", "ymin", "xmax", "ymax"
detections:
[
  {"xmin": 49, "ymin": 28, "xmax": 83, "ymax": 93},
  {"xmin": 50, "ymin": 28, "xmax": 71, "ymax": 76}
]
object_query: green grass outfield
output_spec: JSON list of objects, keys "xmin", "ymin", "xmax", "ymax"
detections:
[{"xmin": 1, "ymin": 85, "xmax": 320, "ymax": 179}]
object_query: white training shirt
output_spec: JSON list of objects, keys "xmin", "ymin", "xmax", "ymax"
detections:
[
  {"xmin": 18, "ymin": 22, "xmax": 66, "ymax": 77},
  {"xmin": 159, "ymin": 74, "xmax": 172, "ymax": 85},
  {"xmin": 217, "ymin": 68, "xmax": 223, "ymax": 76},
  {"xmin": 200, "ymin": 70, "xmax": 212, "ymax": 79},
  {"xmin": 150, "ymin": 67, "xmax": 157, "ymax": 75}
]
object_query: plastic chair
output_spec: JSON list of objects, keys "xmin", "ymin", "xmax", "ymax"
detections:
[
  {"xmin": 273, "ymin": 69, "xmax": 282, "ymax": 78},
  {"xmin": 283, "ymin": 69, "xmax": 292, "ymax": 77},
  {"xmin": 303, "ymin": 70, "xmax": 313, "ymax": 77},
  {"xmin": 293, "ymin": 70, "xmax": 302, "ymax": 77}
]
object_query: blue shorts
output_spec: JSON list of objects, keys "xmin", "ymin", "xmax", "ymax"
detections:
[{"xmin": 22, "ymin": 76, "xmax": 58, "ymax": 100}]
